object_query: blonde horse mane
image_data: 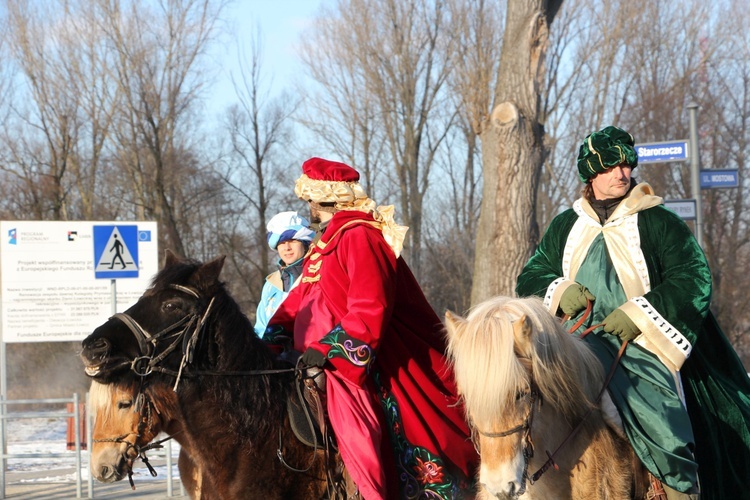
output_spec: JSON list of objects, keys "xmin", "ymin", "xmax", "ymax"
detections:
[{"xmin": 446, "ymin": 296, "xmax": 605, "ymax": 430}]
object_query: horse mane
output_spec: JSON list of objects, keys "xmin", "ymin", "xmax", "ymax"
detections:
[
  {"xmin": 446, "ymin": 296, "xmax": 605, "ymax": 430},
  {"xmin": 144, "ymin": 256, "xmax": 292, "ymax": 440}
]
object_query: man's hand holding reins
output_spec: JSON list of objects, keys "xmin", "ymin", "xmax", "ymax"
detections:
[
  {"xmin": 560, "ymin": 284, "xmax": 596, "ymax": 317},
  {"xmin": 602, "ymin": 309, "xmax": 639, "ymax": 342}
]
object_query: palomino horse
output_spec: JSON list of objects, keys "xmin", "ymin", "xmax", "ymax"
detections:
[
  {"xmin": 444, "ymin": 296, "xmax": 650, "ymax": 499},
  {"xmin": 80, "ymin": 251, "xmax": 347, "ymax": 499}
]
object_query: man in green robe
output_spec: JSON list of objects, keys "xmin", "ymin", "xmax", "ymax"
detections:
[{"xmin": 516, "ymin": 125, "xmax": 750, "ymax": 500}]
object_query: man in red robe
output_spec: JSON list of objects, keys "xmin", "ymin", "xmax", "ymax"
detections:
[{"xmin": 268, "ymin": 158, "xmax": 478, "ymax": 499}]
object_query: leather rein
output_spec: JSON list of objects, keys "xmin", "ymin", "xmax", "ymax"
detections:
[
  {"xmin": 474, "ymin": 300, "xmax": 629, "ymax": 489},
  {"xmin": 96, "ymin": 283, "xmax": 325, "ymax": 486},
  {"xmin": 110, "ymin": 284, "xmax": 295, "ymax": 389}
]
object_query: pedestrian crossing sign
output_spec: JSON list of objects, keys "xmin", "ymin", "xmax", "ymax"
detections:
[{"xmin": 93, "ymin": 225, "xmax": 140, "ymax": 279}]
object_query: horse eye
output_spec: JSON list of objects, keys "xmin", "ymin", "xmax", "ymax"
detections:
[
  {"xmin": 162, "ymin": 300, "xmax": 182, "ymax": 313},
  {"xmin": 118, "ymin": 400, "xmax": 133, "ymax": 410}
]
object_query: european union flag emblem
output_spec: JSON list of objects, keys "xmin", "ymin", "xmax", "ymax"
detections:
[{"xmin": 138, "ymin": 230, "xmax": 152, "ymax": 242}]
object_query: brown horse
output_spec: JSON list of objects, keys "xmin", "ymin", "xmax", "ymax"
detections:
[
  {"xmin": 444, "ymin": 296, "xmax": 650, "ymax": 499},
  {"xmin": 80, "ymin": 251, "xmax": 347, "ymax": 499}
]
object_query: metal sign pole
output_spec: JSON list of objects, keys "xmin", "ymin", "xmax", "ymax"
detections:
[
  {"xmin": 111, "ymin": 279, "xmax": 117, "ymax": 315},
  {"xmin": 688, "ymin": 103, "xmax": 703, "ymax": 248},
  {"xmin": 1, "ymin": 332, "xmax": 6, "ymax": 499}
]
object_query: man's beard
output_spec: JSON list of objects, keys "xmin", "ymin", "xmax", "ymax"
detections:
[{"xmin": 308, "ymin": 206, "xmax": 322, "ymax": 224}]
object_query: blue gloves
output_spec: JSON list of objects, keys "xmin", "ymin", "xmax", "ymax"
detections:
[
  {"xmin": 602, "ymin": 309, "xmax": 639, "ymax": 342},
  {"xmin": 559, "ymin": 284, "xmax": 596, "ymax": 317}
]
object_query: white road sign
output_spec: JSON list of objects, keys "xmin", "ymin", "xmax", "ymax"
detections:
[
  {"xmin": 664, "ymin": 200, "xmax": 697, "ymax": 221},
  {"xmin": 1, "ymin": 221, "xmax": 158, "ymax": 343}
]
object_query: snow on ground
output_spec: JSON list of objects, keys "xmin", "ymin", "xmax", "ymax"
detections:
[{"xmin": 3, "ymin": 416, "xmax": 181, "ymax": 483}]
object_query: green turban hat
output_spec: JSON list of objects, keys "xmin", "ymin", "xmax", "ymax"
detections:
[{"xmin": 576, "ymin": 126, "xmax": 638, "ymax": 182}]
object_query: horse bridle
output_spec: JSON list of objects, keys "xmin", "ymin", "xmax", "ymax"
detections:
[
  {"xmin": 92, "ymin": 392, "xmax": 170, "ymax": 490},
  {"xmin": 474, "ymin": 302, "xmax": 629, "ymax": 493},
  {"xmin": 109, "ymin": 284, "xmax": 216, "ymax": 391},
  {"xmin": 473, "ymin": 388, "xmax": 540, "ymax": 493},
  {"xmin": 104, "ymin": 283, "xmax": 331, "ymax": 487}
]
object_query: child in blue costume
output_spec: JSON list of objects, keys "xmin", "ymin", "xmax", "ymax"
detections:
[{"xmin": 253, "ymin": 211, "xmax": 314, "ymax": 337}]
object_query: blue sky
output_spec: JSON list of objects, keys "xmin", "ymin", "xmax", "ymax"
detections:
[{"xmin": 208, "ymin": 0, "xmax": 327, "ymax": 113}]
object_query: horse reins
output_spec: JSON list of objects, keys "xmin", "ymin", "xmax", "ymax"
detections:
[
  {"xmin": 105, "ymin": 283, "xmax": 328, "ymax": 487},
  {"xmin": 111, "ymin": 284, "xmax": 295, "ymax": 388},
  {"xmin": 528, "ymin": 300, "xmax": 629, "ymax": 484}
]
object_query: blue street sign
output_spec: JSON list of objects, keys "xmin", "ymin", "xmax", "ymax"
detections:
[
  {"xmin": 93, "ymin": 225, "xmax": 140, "ymax": 279},
  {"xmin": 700, "ymin": 169, "xmax": 739, "ymax": 189},
  {"xmin": 636, "ymin": 140, "xmax": 689, "ymax": 164}
]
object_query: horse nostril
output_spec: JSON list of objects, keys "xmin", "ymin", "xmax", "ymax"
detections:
[
  {"xmin": 99, "ymin": 465, "xmax": 112, "ymax": 480},
  {"xmin": 89, "ymin": 337, "xmax": 111, "ymax": 354}
]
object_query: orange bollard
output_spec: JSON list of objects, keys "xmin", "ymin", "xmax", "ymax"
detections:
[{"xmin": 66, "ymin": 402, "xmax": 87, "ymax": 450}]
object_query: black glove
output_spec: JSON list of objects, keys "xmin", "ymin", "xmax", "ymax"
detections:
[
  {"xmin": 602, "ymin": 309, "xmax": 640, "ymax": 342},
  {"xmin": 559, "ymin": 284, "xmax": 596, "ymax": 317},
  {"xmin": 300, "ymin": 347, "xmax": 328, "ymax": 368}
]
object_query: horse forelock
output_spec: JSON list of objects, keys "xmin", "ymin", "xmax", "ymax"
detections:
[
  {"xmin": 447, "ymin": 297, "xmax": 530, "ymax": 430},
  {"xmin": 449, "ymin": 296, "xmax": 605, "ymax": 428},
  {"xmin": 89, "ymin": 380, "xmax": 137, "ymax": 426}
]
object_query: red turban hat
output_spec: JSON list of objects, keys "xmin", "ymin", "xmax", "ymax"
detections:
[{"xmin": 301, "ymin": 157, "xmax": 360, "ymax": 183}]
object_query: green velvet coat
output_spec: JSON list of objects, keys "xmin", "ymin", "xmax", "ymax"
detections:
[{"xmin": 516, "ymin": 185, "xmax": 750, "ymax": 499}]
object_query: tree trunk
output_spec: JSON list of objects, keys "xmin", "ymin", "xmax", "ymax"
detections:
[{"xmin": 471, "ymin": 0, "xmax": 561, "ymax": 305}]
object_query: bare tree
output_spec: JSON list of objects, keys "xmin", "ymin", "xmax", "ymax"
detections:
[
  {"xmin": 301, "ymin": 0, "xmax": 457, "ymax": 277},
  {"xmin": 298, "ymin": 12, "xmax": 388, "ymax": 200},
  {"xmin": 218, "ymin": 31, "xmax": 299, "ymax": 311},
  {"xmin": 1, "ymin": 0, "xmax": 121, "ymax": 221},
  {"xmin": 693, "ymin": 1, "xmax": 750, "ymax": 359},
  {"xmin": 471, "ymin": 0, "xmax": 563, "ymax": 304},
  {"xmin": 97, "ymin": 0, "xmax": 226, "ymax": 255}
]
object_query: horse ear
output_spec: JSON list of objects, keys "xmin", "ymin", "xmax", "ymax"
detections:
[
  {"xmin": 444, "ymin": 310, "xmax": 467, "ymax": 339},
  {"xmin": 198, "ymin": 255, "xmax": 226, "ymax": 283},
  {"xmin": 513, "ymin": 314, "xmax": 533, "ymax": 339},
  {"xmin": 164, "ymin": 249, "xmax": 181, "ymax": 268}
]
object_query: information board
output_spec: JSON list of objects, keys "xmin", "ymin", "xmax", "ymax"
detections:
[{"xmin": 1, "ymin": 221, "xmax": 158, "ymax": 343}]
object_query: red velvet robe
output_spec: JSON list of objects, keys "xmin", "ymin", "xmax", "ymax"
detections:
[{"xmin": 271, "ymin": 210, "xmax": 478, "ymax": 499}]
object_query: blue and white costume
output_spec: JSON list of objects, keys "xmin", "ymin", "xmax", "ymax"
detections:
[{"xmin": 253, "ymin": 211, "xmax": 315, "ymax": 337}]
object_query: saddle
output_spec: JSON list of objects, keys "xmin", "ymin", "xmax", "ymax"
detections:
[
  {"xmin": 287, "ymin": 366, "xmax": 332, "ymax": 450},
  {"xmin": 269, "ymin": 344, "xmax": 332, "ymax": 451}
]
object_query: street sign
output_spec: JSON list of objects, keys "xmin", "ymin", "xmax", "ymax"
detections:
[
  {"xmin": 700, "ymin": 169, "xmax": 739, "ymax": 189},
  {"xmin": 93, "ymin": 225, "xmax": 140, "ymax": 279},
  {"xmin": 636, "ymin": 140, "xmax": 689, "ymax": 164},
  {"xmin": 664, "ymin": 199, "xmax": 696, "ymax": 220}
]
